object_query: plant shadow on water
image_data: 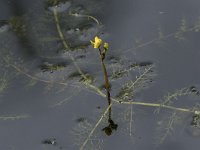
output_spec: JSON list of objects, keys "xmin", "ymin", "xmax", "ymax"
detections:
[{"xmin": 1, "ymin": 0, "xmax": 200, "ymax": 150}]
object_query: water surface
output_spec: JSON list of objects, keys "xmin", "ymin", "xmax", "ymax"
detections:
[{"xmin": 0, "ymin": 0, "xmax": 200, "ymax": 150}]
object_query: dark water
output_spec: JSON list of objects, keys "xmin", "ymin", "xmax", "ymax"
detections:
[{"xmin": 0, "ymin": 0, "xmax": 200, "ymax": 150}]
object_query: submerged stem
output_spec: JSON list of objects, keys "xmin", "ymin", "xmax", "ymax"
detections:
[
  {"xmin": 3, "ymin": 57, "xmax": 69, "ymax": 86},
  {"xmin": 119, "ymin": 100, "xmax": 193, "ymax": 113},
  {"xmin": 80, "ymin": 104, "xmax": 112, "ymax": 150},
  {"xmin": 53, "ymin": 9, "xmax": 69, "ymax": 50},
  {"xmin": 53, "ymin": 9, "xmax": 88, "ymax": 81}
]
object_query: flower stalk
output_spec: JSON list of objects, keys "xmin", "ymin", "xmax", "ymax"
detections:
[
  {"xmin": 91, "ymin": 36, "xmax": 110, "ymax": 104},
  {"xmin": 90, "ymin": 36, "xmax": 118, "ymax": 136}
]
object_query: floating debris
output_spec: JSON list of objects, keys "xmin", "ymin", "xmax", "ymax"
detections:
[
  {"xmin": 42, "ymin": 138, "xmax": 57, "ymax": 145},
  {"xmin": 129, "ymin": 61, "xmax": 153, "ymax": 67}
]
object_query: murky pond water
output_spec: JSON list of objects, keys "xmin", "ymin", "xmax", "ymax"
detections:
[{"xmin": 0, "ymin": 0, "xmax": 200, "ymax": 150}]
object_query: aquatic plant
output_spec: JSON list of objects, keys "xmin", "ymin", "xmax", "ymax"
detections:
[{"xmin": 1, "ymin": 0, "xmax": 200, "ymax": 149}]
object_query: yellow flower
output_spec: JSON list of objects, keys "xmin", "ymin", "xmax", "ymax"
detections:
[
  {"xmin": 103, "ymin": 42, "xmax": 109, "ymax": 50},
  {"xmin": 90, "ymin": 36, "xmax": 102, "ymax": 48}
]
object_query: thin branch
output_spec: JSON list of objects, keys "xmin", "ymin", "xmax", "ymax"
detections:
[
  {"xmin": 117, "ymin": 100, "xmax": 193, "ymax": 113},
  {"xmin": 129, "ymin": 65, "xmax": 154, "ymax": 90},
  {"xmin": 129, "ymin": 105, "xmax": 133, "ymax": 136},
  {"xmin": 52, "ymin": 88, "xmax": 82, "ymax": 107},
  {"xmin": 122, "ymin": 26, "xmax": 197, "ymax": 53},
  {"xmin": 158, "ymin": 111, "xmax": 177, "ymax": 144},
  {"xmin": 4, "ymin": 58, "xmax": 69, "ymax": 86},
  {"xmin": 0, "ymin": 114, "xmax": 29, "ymax": 120},
  {"xmin": 80, "ymin": 104, "xmax": 112, "ymax": 150},
  {"xmin": 69, "ymin": 12, "xmax": 100, "ymax": 25}
]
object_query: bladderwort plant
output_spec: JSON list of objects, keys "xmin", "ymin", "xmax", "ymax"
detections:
[
  {"xmin": 90, "ymin": 36, "xmax": 118, "ymax": 136},
  {"xmin": 1, "ymin": 0, "xmax": 200, "ymax": 149}
]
